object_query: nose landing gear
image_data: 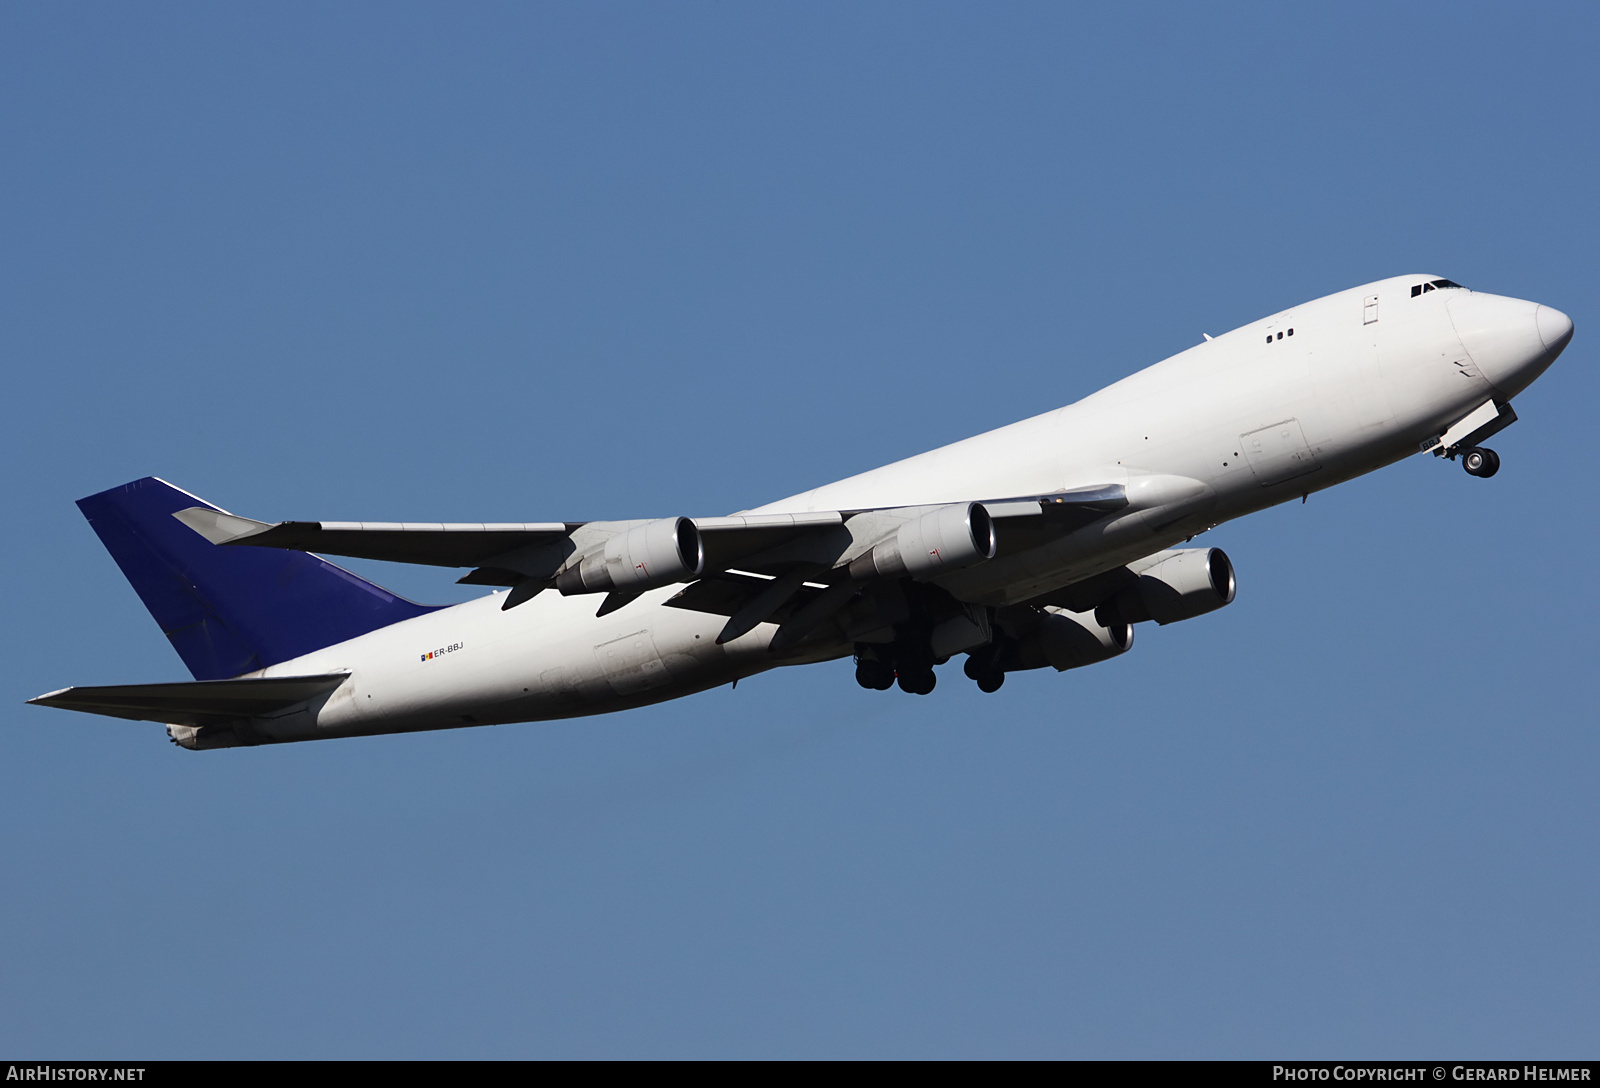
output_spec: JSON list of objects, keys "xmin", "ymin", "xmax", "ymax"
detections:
[
  {"xmin": 1430, "ymin": 401, "xmax": 1515, "ymax": 479},
  {"xmin": 1462, "ymin": 447, "xmax": 1500, "ymax": 478}
]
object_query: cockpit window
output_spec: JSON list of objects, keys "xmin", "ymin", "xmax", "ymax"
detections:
[{"xmin": 1411, "ymin": 279, "xmax": 1466, "ymax": 297}]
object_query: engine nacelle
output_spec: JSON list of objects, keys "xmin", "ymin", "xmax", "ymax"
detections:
[
  {"xmin": 555, "ymin": 517, "xmax": 704, "ymax": 595},
  {"xmin": 1010, "ymin": 606, "xmax": 1134, "ymax": 672},
  {"xmin": 1095, "ymin": 547, "xmax": 1236, "ymax": 626},
  {"xmin": 849, "ymin": 502, "xmax": 997, "ymax": 581}
]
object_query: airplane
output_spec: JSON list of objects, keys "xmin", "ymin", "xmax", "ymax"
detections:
[{"xmin": 28, "ymin": 275, "xmax": 1573, "ymax": 750}]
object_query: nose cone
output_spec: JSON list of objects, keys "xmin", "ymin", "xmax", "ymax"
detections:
[
  {"xmin": 1447, "ymin": 292, "xmax": 1569, "ymax": 399},
  {"xmin": 1536, "ymin": 305, "xmax": 1574, "ymax": 354}
]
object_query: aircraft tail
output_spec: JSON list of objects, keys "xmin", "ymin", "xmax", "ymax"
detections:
[{"xmin": 78, "ymin": 478, "xmax": 441, "ymax": 681}]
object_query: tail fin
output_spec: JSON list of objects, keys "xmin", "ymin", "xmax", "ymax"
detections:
[{"xmin": 78, "ymin": 478, "xmax": 441, "ymax": 680}]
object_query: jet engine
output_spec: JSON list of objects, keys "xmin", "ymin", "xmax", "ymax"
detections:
[
  {"xmin": 848, "ymin": 502, "xmax": 997, "ymax": 581},
  {"xmin": 1008, "ymin": 606, "xmax": 1134, "ymax": 672},
  {"xmin": 555, "ymin": 517, "xmax": 705, "ymax": 595},
  {"xmin": 1095, "ymin": 547, "xmax": 1235, "ymax": 626}
]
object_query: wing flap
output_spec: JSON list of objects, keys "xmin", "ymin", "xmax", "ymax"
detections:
[
  {"xmin": 28, "ymin": 674, "xmax": 349, "ymax": 727},
  {"xmin": 663, "ymin": 572, "xmax": 824, "ymax": 622}
]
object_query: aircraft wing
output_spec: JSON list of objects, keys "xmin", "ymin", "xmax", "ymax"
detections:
[
  {"xmin": 176, "ymin": 486, "xmax": 1124, "ymax": 567},
  {"xmin": 28, "ymin": 674, "xmax": 349, "ymax": 727},
  {"xmin": 170, "ymin": 484, "xmax": 1129, "ymax": 615}
]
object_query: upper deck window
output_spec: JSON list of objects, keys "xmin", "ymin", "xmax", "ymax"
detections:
[{"xmin": 1411, "ymin": 279, "xmax": 1466, "ymax": 297}]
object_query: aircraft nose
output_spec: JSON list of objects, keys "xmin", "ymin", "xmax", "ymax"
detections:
[
  {"xmin": 1536, "ymin": 305, "xmax": 1574, "ymax": 353},
  {"xmin": 1447, "ymin": 292, "xmax": 1564, "ymax": 399}
]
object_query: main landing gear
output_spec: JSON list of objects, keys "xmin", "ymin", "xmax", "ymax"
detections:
[
  {"xmin": 962, "ymin": 643, "xmax": 1005, "ymax": 693},
  {"xmin": 1461, "ymin": 446, "xmax": 1500, "ymax": 478},
  {"xmin": 853, "ymin": 656, "xmax": 939, "ymax": 694},
  {"xmin": 854, "ymin": 657, "xmax": 894, "ymax": 691},
  {"xmin": 897, "ymin": 667, "xmax": 937, "ymax": 696},
  {"xmin": 856, "ymin": 640, "xmax": 1007, "ymax": 696},
  {"xmin": 853, "ymin": 586, "xmax": 1004, "ymax": 697}
]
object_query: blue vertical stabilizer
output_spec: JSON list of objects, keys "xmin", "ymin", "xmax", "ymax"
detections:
[{"xmin": 79, "ymin": 478, "xmax": 442, "ymax": 680}]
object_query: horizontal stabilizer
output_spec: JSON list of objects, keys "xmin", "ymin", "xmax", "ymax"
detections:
[
  {"xmin": 28, "ymin": 674, "xmax": 348, "ymax": 727},
  {"xmin": 184, "ymin": 513, "xmax": 580, "ymax": 567}
]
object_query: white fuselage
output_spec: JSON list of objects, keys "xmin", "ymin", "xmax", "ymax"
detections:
[{"xmin": 227, "ymin": 276, "xmax": 1569, "ymax": 745}]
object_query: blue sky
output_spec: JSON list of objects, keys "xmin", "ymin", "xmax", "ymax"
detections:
[{"xmin": 3, "ymin": 2, "xmax": 1597, "ymax": 1058}]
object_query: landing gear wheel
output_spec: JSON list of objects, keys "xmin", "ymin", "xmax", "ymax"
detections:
[
  {"xmin": 897, "ymin": 668, "xmax": 937, "ymax": 695},
  {"xmin": 1462, "ymin": 447, "xmax": 1501, "ymax": 478},
  {"xmin": 975, "ymin": 670, "xmax": 1005, "ymax": 694},
  {"xmin": 963, "ymin": 653, "xmax": 1005, "ymax": 692},
  {"xmin": 855, "ymin": 659, "xmax": 894, "ymax": 690}
]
